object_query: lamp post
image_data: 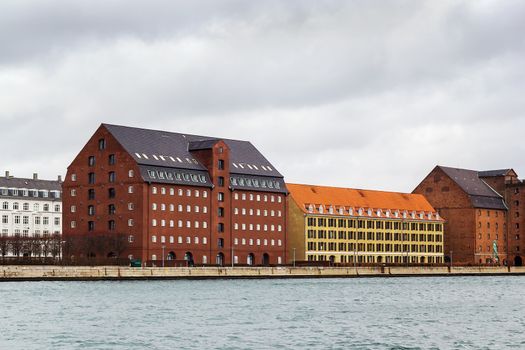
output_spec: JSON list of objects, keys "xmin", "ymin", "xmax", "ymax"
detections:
[
  {"xmin": 162, "ymin": 245, "xmax": 165, "ymax": 268},
  {"xmin": 231, "ymin": 244, "xmax": 234, "ymax": 268},
  {"xmin": 293, "ymin": 248, "xmax": 296, "ymax": 267},
  {"xmin": 450, "ymin": 250, "xmax": 453, "ymax": 268}
]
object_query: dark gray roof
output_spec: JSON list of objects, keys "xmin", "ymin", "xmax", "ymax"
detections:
[
  {"xmin": 0, "ymin": 176, "xmax": 62, "ymax": 201},
  {"xmin": 0, "ymin": 176, "xmax": 61, "ymax": 191},
  {"xmin": 188, "ymin": 139, "xmax": 220, "ymax": 151},
  {"xmin": 478, "ymin": 169, "xmax": 514, "ymax": 177},
  {"xmin": 104, "ymin": 124, "xmax": 283, "ymax": 178},
  {"xmin": 438, "ymin": 166, "xmax": 506, "ymax": 210}
]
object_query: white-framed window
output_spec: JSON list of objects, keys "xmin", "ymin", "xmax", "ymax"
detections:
[
  {"xmin": 178, "ymin": 236, "xmax": 183, "ymax": 244},
  {"xmin": 152, "ymin": 203, "xmax": 157, "ymax": 211},
  {"xmin": 70, "ymin": 189, "xmax": 76, "ymax": 197},
  {"xmin": 249, "ymin": 239, "xmax": 253, "ymax": 245},
  {"xmin": 128, "ymin": 170, "xmax": 134, "ymax": 178},
  {"xmin": 152, "ymin": 254, "xmax": 157, "ymax": 260},
  {"xmin": 203, "ymin": 221, "xmax": 208, "ymax": 229},
  {"xmin": 128, "ymin": 203, "xmax": 134, "ymax": 210},
  {"xmin": 186, "ymin": 205, "xmax": 191, "ymax": 213},
  {"xmin": 161, "ymin": 187, "xmax": 166, "ymax": 195},
  {"xmin": 194, "ymin": 205, "xmax": 199, "ymax": 213},
  {"xmin": 234, "ymin": 193, "xmax": 239, "ymax": 200},
  {"xmin": 161, "ymin": 219, "xmax": 165, "ymax": 227},
  {"xmin": 169, "ymin": 204, "xmax": 174, "ymax": 211},
  {"xmin": 128, "ymin": 219, "xmax": 134, "ymax": 227},
  {"xmin": 161, "ymin": 235, "xmax": 166, "ymax": 243},
  {"xmin": 161, "ymin": 203, "xmax": 166, "ymax": 211},
  {"xmin": 194, "ymin": 237, "xmax": 199, "ymax": 244},
  {"xmin": 169, "ymin": 220, "xmax": 174, "ymax": 227},
  {"xmin": 169, "ymin": 236, "xmax": 174, "ymax": 243},
  {"xmin": 178, "ymin": 220, "xmax": 183, "ymax": 228},
  {"xmin": 203, "ymin": 206, "xmax": 208, "ymax": 214},
  {"xmin": 186, "ymin": 220, "xmax": 191, "ymax": 228},
  {"xmin": 178, "ymin": 189, "xmax": 183, "ymax": 196},
  {"xmin": 186, "ymin": 189, "xmax": 191, "ymax": 197},
  {"xmin": 128, "ymin": 186, "xmax": 134, "ymax": 194},
  {"xmin": 278, "ymin": 239, "xmax": 282, "ymax": 246},
  {"xmin": 70, "ymin": 205, "xmax": 76, "ymax": 213},
  {"xmin": 170, "ymin": 188, "xmax": 174, "ymax": 195},
  {"xmin": 242, "ymin": 238, "xmax": 246, "ymax": 245},
  {"xmin": 70, "ymin": 221, "xmax": 76, "ymax": 228},
  {"xmin": 203, "ymin": 237, "xmax": 207, "ymax": 244},
  {"xmin": 178, "ymin": 204, "xmax": 183, "ymax": 212},
  {"xmin": 234, "ymin": 223, "xmax": 239, "ymax": 230},
  {"xmin": 152, "ymin": 187, "xmax": 157, "ymax": 194},
  {"xmin": 203, "ymin": 191, "xmax": 208, "ymax": 198},
  {"xmin": 152, "ymin": 235, "xmax": 157, "ymax": 243},
  {"xmin": 195, "ymin": 190, "xmax": 199, "ymax": 197},
  {"xmin": 152, "ymin": 219, "xmax": 157, "ymax": 226},
  {"xmin": 186, "ymin": 236, "xmax": 191, "ymax": 244}
]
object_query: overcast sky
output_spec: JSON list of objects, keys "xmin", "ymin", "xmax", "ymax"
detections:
[{"xmin": 1, "ymin": 0, "xmax": 524, "ymax": 192}]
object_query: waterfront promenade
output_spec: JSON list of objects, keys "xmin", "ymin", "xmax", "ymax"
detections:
[{"xmin": 1, "ymin": 265, "xmax": 525, "ymax": 281}]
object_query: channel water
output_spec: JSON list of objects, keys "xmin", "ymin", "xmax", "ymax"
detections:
[{"xmin": 1, "ymin": 276, "xmax": 524, "ymax": 349}]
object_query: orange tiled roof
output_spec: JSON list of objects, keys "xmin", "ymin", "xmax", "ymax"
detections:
[{"xmin": 287, "ymin": 183, "xmax": 440, "ymax": 218}]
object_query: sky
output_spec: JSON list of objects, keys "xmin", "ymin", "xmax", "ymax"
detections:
[{"xmin": 1, "ymin": 0, "xmax": 524, "ymax": 192}]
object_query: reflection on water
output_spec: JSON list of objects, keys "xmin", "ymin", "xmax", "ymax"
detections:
[{"xmin": 1, "ymin": 276, "xmax": 524, "ymax": 349}]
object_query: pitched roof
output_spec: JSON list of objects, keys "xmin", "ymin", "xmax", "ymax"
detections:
[
  {"xmin": 0, "ymin": 176, "xmax": 61, "ymax": 191},
  {"xmin": 287, "ymin": 183, "xmax": 437, "ymax": 214},
  {"xmin": 437, "ymin": 166, "xmax": 507, "ymax": 210},
  {"xmin": 103, "ymin": 124, "xmax": 282, "ymax": 178},
  {"xmin": 478, "ymin": 169, "xmax": 514, "ymax": 177}
]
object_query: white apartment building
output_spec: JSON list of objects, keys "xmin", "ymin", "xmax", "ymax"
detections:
[{"xmin": 0, "ymin": 171, "xmax": 62, "ymax": 240}]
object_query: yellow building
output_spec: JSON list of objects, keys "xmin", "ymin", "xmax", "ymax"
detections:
[{"xmin": 287, "ymin": 184, "xmax": 445, "ymax": 264}]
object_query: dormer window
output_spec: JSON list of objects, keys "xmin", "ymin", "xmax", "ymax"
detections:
[
  {"xmin": 308, "ymin": 204, "xmax": 314, "ymax": 213},
  {"xmin": 367, "ymin": 209, "xmax": 372, "ymax": 216},
  {"xmin": 376, "ymin": 210, "xmax": 381, "ymax": 217},
  {"xmin": 329, "ymin": 206, "xmax": 334, "ymax": 214},
  {"xmin": 319, "ymin": 205, "xmax": 324, "ymax": 214},
  {"xmin": 349, "ymin": 208, "xmax": 354, "ymax": 216}
]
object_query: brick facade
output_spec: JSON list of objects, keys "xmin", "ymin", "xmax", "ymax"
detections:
[
  {"xmin": 63, "ymin": 124, "xmax": 287, "ymax": 266},
  {"xmin": 414, "ymin": 166, "xmax": 508, "ymax": 265}
]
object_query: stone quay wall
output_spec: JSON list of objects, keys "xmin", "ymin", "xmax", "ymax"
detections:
[{"xmin": 1, "ymin": 265, "xmax": 525, "ymax": 281}]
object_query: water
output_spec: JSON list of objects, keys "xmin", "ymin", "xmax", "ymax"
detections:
[{"xmin": 1, "ymin": 276, "xmax": 524, "ymax": 349}]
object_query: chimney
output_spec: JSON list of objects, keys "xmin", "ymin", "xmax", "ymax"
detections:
[
  {"xmin": 33, "ymin": 173, "xmax": 38, "ymax": 180},
  {"xmin": 4, "ymin": 171, "xmax": 9, "ymax": 178},
  {"xmin": 58, "ymin": 175, "xmax": 62, "ymax": 182}
]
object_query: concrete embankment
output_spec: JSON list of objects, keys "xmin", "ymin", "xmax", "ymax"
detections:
[{"xmin": 1, "ymin": 265, "xmax": 525, "ymax": 281}]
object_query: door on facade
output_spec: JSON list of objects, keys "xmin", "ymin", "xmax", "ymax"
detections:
[
  {"xmin": 216, "ymin": 253, "xmax": 224, "ymax": 266},
  {"xmin": 262, "ymin": 253, "xmax": 270, "ymax": 266},
  {"xmin": 184, "ymin": 252, "xmax": 194, "ymax": 267},
  {"xmin": 329, "ymin": 255, "xmax": 335, "ymax": 265},
  {"xmin": 167, "ymin": 252, "xmax": 176, "ymax": 260},
  {"xmin": 514, "ymin": 256, "xmax": 523, "ymax": 266},
  {"xmin": 247, "ymin": 253, "xmax": 254, "ymax": 266}
]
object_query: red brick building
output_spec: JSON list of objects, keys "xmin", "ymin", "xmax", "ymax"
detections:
[
  {"xmin": 413, "ymin": 166, "xmax": 508, "ymax": 265},
  {"xmin": 63, "ymin": 124, "xmax": 287, "ymax": 266},
  {"xmin": 478, "ymin": 169, "xmax": 525, "ymax": 266}
]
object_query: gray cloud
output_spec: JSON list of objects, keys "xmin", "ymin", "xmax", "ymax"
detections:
[{"xmin": 1, "ymin": 0, "xmax": 524, "ymax": 192}]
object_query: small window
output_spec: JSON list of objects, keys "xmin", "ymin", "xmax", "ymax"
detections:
[
  {"xmin": 88, "ymin": 156, "xmax": 95, "ymax": 167},
  {"xmin": 128, "ymin": 170, "xmax": 134, "ymax": 178},
  {"xmin": 108, "ymin": 154, "xmax": 116, "ymax": 165},
  {"xmin": 98, "ymin": 138, "xmax": 106, "ymax": 150},
  {"xmin": 88, "ymin": 172, "xmax": 95, "ymax": 184},
  {"xmin": 218, "ymin": 159, "xmax": 225, "ymax": 170}
]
